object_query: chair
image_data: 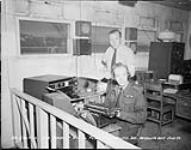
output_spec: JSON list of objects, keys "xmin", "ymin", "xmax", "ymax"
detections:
[{"xmin": 144, "ymin": 81, "xmax": 174, "ymax": 135}]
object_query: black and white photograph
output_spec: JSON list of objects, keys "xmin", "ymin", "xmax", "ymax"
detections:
[{"xmin": 1, "ymin": 0, "xmax": 191, "ymax": 149}]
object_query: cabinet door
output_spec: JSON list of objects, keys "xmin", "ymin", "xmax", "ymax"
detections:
[
  {"xmin": 149, "ymin": 42, "xmax": 171, "ymax": 79},
  {"xmin": 149, "ymin": 42, "xmax": 185, "ymax": 79},
  {"xmin": 176, "ymin": 97, "xmax": 191, "ymax": 120}
]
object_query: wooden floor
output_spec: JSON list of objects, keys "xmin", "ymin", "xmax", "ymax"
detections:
[{"xmin": 139, "ymin": 117, "xmax": 191, "ymax": 150}]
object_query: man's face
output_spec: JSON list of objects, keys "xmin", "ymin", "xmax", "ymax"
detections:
[
  {"xmin": 109, "ymin": 32, "xmax": 121, "ymax": 49},
  {"xmin": 114, "ymin": 66, "xmax": 128, "ymax": 86}
]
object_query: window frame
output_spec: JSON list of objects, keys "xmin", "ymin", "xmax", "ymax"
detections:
[{"xmin": 16, "ymin": 17, "xmax": 73, "ymax": 57}]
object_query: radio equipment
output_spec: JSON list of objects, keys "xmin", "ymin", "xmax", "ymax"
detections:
[{"xmin": 23, "ymin": 74, "xmax": 78, "ymax": 100}]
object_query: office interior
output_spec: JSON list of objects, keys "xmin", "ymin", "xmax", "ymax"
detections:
[{"xmin": 1, "ymin": 0, "xmax": 191, "ymax": 149}]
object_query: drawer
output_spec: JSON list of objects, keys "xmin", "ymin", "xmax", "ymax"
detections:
[{"xmin": 176, "ymin": 98, "xmax": 191, "ymax": 119}]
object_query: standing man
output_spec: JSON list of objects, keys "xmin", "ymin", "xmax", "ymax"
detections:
[
  {"xmin": 97, "ymin": 29, "xmax": 136, "ymax": 92},
  {"xmin": 101, "ymin": 29, "xmax": 135, "ymax": 79}
]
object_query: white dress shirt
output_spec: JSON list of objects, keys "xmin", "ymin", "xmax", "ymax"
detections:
[{"xmin": 102, "ymin": 44, "xmax": 135, "ymax": 78}]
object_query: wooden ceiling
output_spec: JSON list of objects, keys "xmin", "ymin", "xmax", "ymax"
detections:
[
  {"xmin": 152, "ymin": 0, "xmax": 191, "ymax": 11},
  {"xmin": 119, "ymin": 0, "xmax": 191, "ymax": 11}
]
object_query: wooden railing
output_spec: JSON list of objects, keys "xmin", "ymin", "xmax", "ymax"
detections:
[{"xmin": 10, "ymin": 88, "xmax": 140, "ymax": 149}]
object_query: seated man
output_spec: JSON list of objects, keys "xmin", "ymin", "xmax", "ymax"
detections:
[{"xmin": 104, "ymin": 62, "xmax": 147, "ymax": 144}]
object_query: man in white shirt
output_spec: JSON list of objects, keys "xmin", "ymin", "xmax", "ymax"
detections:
[
  {"xmin": 101, "ymin": 29, "xmax": 135, "ymax": 79},
  {"xmin": 98, "ymin": 29, "xmax": 136, "ymax": 92}
]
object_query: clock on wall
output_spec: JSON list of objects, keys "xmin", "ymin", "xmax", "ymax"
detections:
[{"xmin": 75, "ymin": 21, "xmax": 92, "ymax": 37}]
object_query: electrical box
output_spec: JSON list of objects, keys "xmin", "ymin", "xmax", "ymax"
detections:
[
  {"xmin": 75, "ymin": 21, "xmax": 92, "ymax": 37},
  {"xmin": 73, "ymin": 39, "xmax": 92, "ymax": 55}
]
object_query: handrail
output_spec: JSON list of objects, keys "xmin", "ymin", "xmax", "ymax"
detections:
[{"xmin": 11, "ymin": 88, "xmax": 140, "ymax": 149}]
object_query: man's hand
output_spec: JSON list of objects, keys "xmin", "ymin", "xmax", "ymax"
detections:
[
  {"xmin": 97, "ymin": 81, "xmax": 107, "ymax": 93},
  {"xmin": 116, "ymin": 109, "xmax": 120, "ymax": 118},
  {"xmin": 80, "ymin": 110, "xmax": 88, "ymax": 118},
  {"xmin": 107, "ymin": 109, "xmax": 120, "ymax": 118}
]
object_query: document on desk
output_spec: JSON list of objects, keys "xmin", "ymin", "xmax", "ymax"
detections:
[{"xmin": 163, "ymin": 88, "xmax": 178, "ymax": 94}]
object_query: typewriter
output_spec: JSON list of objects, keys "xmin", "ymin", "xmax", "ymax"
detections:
[{"xmin": 84, "ymin": 102, "xmax": 120, "ymax": 128}]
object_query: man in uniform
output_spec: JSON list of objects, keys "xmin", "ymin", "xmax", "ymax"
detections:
[{"xmin": 104, "ymin": 62, "xmax": 147, "ymax": 144}]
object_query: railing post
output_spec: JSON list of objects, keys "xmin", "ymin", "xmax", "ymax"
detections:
[
  {"xmin": 11, "ymin": 94, "xmax": 22, "ymax": 148},
  {"xmin": 36, "ymin": 107, "xmax": 49, "ymax": 148},
  {"xmin": 20, "ymin": 99, "xmax": 28, "ymax": 148},
  {"xmin": 29, "ymin": 103, "xmax": 37, "ymax": 148},
  {"xmin": 50, "ymin": 115, "xmax": 57, "ymax": 148},
  {"xmin": 78, "ymin": 130, "xmax": 86, "ymax": 148},
  {"xmin": 63, "ymin": 122, "xmax": 69, "ymax": 149}
]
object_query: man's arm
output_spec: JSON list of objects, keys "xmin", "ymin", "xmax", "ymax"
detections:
[
  {"xmin": 100, "ymin": 47, "xmax": 112, "ymax": 79},
  {"xmin": 120, "ymin": 46, "xmax": 136, "ymax": 77}
]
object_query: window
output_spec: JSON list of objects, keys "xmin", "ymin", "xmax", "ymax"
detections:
[
  {"xmin": 19, "ymin": 20, "xmax": 70, "ymax": 54},
  {"xmin": 91, "ymin": 26, "xmax": 120, "ymax": 53},
  {"xmin": 137, "ymin": 30, "xmax": 156, "ymax": 52},
  {"xmin": 124, "ymin": 27, "xmax": 137, "ymax": 54}
]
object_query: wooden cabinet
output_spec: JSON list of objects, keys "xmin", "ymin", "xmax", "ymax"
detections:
[
  {"xmin": 144, "ymin": 81, "xmax": 175, "ymax": 134},
  {"xmin": 176, "ymin": 91, "xmax": 191, "ymax": 120},
  {"xmin": 149, "ymin": 42, "xmax": 185, "ymax": 79}
]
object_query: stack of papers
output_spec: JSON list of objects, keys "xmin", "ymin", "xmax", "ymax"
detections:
[{"xmin": 163, "ymin": 88, "xmax": 178, "ymax": 94}]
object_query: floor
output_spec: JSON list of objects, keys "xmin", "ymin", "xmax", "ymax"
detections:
[
  {"xmin": 2, "ymin": 116, "xmax": 191, "ymax": 149},
  {"xmin": 139, "ymin": 117, "xmax": 191, "ymax": 150}
]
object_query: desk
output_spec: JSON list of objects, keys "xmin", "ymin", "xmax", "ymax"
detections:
[
  {"xmin": 162, "ymin": 82, "xmax": 191, "ymax": 120},
  {"xmin": 175, "ymin": 91, "xmax": 191, "ymax": 120},
  {"xmin": 158, "ymin": 91, "xmax": 191, "ymax": 121},
  {"xmin": 162, "ymin": 82, "xmax": 191, "ymax": 91},
  {"xmin": 143, "ymin": 81, "xmax": 175, "ymax": 129}
]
